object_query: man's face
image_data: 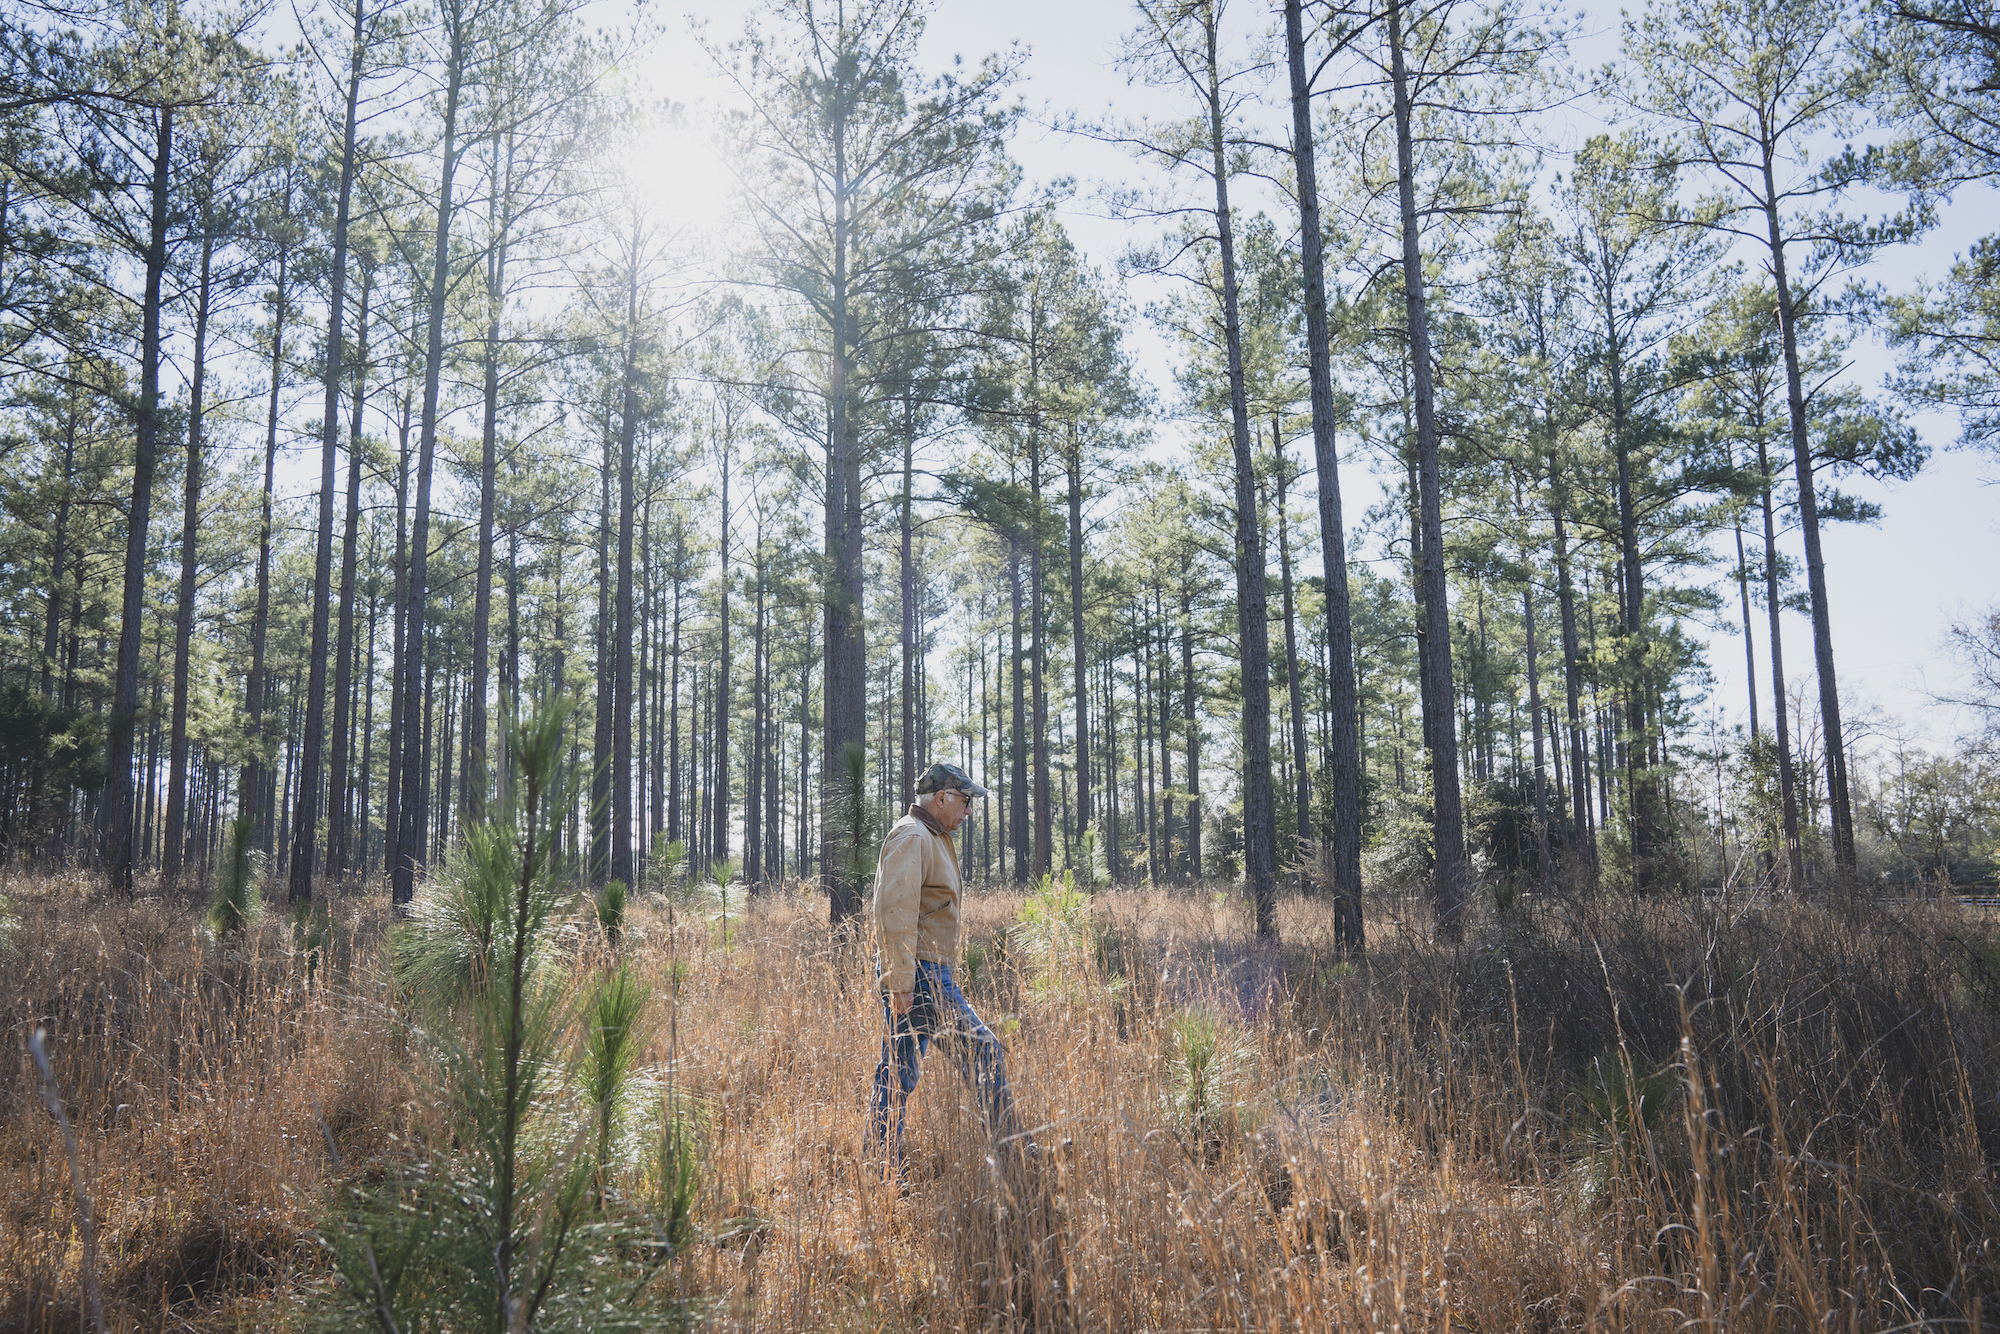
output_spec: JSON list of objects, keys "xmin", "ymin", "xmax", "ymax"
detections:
[{"xmin": 927, "ymin": 786, "xmax": 976, "ymax": 832}]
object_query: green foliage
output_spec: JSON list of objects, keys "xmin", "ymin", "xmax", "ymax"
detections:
[
  {"xmin": 1162, "ymin": 1004, "xmax": 1252, "ymax": 1136},
  {"xmin": 834, "ymin": 743, "xmax": 880, "ymax": 888},
  {"xmin": 207, "ymin": 817, "xmax": 261, "ymax": 937},
  {"xmin": 960, "ymin": 936, "xmax": 990, "ymax": 990},
  {"xmin": 1073, "ymin": 827, "xmax": 1103, "ymax": 894},
  {"xmin": 583, "ymin": 965, "xmax": 649, "ymax": 1194},
  {"xmin": 328, "ymin": 694, "xmax": 661, "ymax": 1332},
  {"xmin": 596, "ymin": 878, "xmax": 628, "ymax": 948},
  {"xmin": 1010, "ymin": 871, "xmax": 1121, "ymax": 1001},
  {"xmin": 1364, "ymin": 768, "xmax": 1435, "ymax": 895},
  {"xmin": 1575, "ymin": 1051, "xmax": 1676, "ymax": 1149},
  {"xmin": 391, "ymin": 828, "xmax": 569, "ymax": 1008},
  {"xmin": 645, "ymin": 836, "xmax": 687, "ymax": 899},
  {"xmin": 648, "ymin": 1107, "xmax": 703, "ymax": 1258},
  {"xmin": 0, "ymin": 684, "xmax": 105, "ymax": 862}
]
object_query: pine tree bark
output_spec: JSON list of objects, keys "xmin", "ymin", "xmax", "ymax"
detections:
[
  {"xmin": 328, "ymin": 264, "xmax": 373, "ymax": 876},
  {"xmin": 667, "ymin": 529, "xmax": 682, "ymax": 844},
  {"xmin": 247, "ymin": 225, "xmax": 290, "ymax": 859},
  {"xmin": 1198, "ymin": 4, "xmax": 1277, "ymax": 935},
  {"xmin": 900, "ymin": 403, "xmax": 916, "ymax": 807},
  {"xmin": 590, "ymin": 423, "xmax": 612, "ymax": 883},
  {"xmin": 164, "ymin": 209, "xmax": 215, "ymax": 889},
  {"xmin": 1066, "ymin": 424, "xmax": 1090, "ymax": 835},
  {"xmin": 466, "ymin": 129, "xmax": 516, "ymax": 829},
  {"xmin": 1602, "ymin": 293, "xmax": 1657, "ymax": 888},
  {"xmin": 1758, "ymin": 436, "xmax": 1806, "ymax": 889},
  {"xmin": 1029, "ymin": 431, "xmax": 1051, "ymax": 878},
  {"xmin": 748, "ymin": 525, "xmax": 767, "ymax": 890},
  {"xmin": 1523, "ymin": 583, "xmax": 1552, "ymax": 892},
  {"xmin": 1182, "ymin": 601, "xmax": 1202, "ymax": 880},
  {"xmin": 1009, "ymin": 541, "xmax": 1029, "ymax": 880},
  {"xmin": 384, "ymin": 389, "xmax": 411, "ymax": 875},
  {"xmin": 392, "ymin": 30, "xmax": 466, "ymax": 905},
  {"xmin": 821, "ymin": 117, "xmax": 866, "ymax": 923},
  {"xmin": 290, "ymin": 12, "xmax": 369, "ymax": 902},
  {"xmin": 707, "ymin": 421, "xmax": 727, "ymax": 868},
  {"xmin": 1275, "ymin": 426, "xmax": 1311, "ymax": 871},
  {"xmin": 1547, "ymin": 454, "xmax": 1597, "ymax": 881},
  {"xmin": 104, "ymin": 105, "xmax": 172, "ymax": 893},
  {"xmin": 1761, "ymin": 177, "xmax": 1855, "ymax": 875},
  {"xmin": 1284, "ymin": 0, "xmax": 1363, "ymax": 949},
  {"xmin": 1388, "ymin": 0, "xmax": 1468, "ymax": 936}
]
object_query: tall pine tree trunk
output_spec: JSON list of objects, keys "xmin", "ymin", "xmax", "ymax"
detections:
[
  {"xmin": 1604, "ymin": 317, "xmax": 1656, "ymax": 888},
  {"xmin": 165, "ymin": 212, "xmax": 214, "ymax": 888},
  {"xmin": 1761, "ymin": 175, "xmax": 1855, "ymax": 876},
  {"xmin": 590, "ymin": 423, "xmax": 612, "ymax": 883},
  {"xmin": 1182, "ymin": 603, "xmax": 1202, "ymax": 880},
  {"xmin": 900, "ymin": 403, "xmax": 916, "ymax": 807},
  {"xmin": 104, "ymin": 105, "xmax": 172, "ymax": 894},
  {"xmin": 1523, "ymin": 582, "xmax": 1552, "ymax": 892},
  {"xmin": 748, "ymin": 527, "xmax": 767, "ymax": 890},
  {"xmin": 391, "ymin": 29, "xmax": 465, "ymax": 906},
  {"xmin": 821, "ymin": 112, "xmax": 866, "ymax": 922},
  {"xmin": 1009, "ymin": 541, "xmax": 1028, "ymax": 880},
  {"xmin": 328, "ymin": 264, "xmax": 373, "ymax": 876},
  {"xmin": 1030, "ymin": 435, "xmax": 1051, "ymax": 877},
  {"xmin": 1275, "ymin": 427, "xmax": 1310, "ymax": 868},
  {"xmin": 1388, "ymin": 0, "xmax": 1468, "ymax": 936},
  {"xmin": 291, "ymin": 20, "xmax": 369, "ymax": 902},
  {"xmin": 384, "ymin": 388, "xmax": 411, "ymax": 874},
  {"xmin": 467, "ymin": 130, "xmax": 516, "ymax": 830},
  {"xmin": 1758, "ymin": 436, "xmax": 1806, "ymax": 889},
  {"xmin": 247, "ymin": 228, "xmax": 290, "ymax": 859},
  {"xmin": 1066, "ymin": 425, "xmax": 1090, "ymax": 836},
  {"xmin": 1201, "ymin": 4, "xmax": 1277, "ymax": 935},
  {"xmin": 707, "ymin": 419, "xmax": 727, "ymax": 867},
  {"xmin": 1284, "ymin": 0, "xmax": 1363, "ymax": 948}
]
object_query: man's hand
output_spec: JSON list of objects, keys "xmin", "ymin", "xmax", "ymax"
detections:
[{"xmin": 889, "ymin": 991, "xmax": 913, "ymax": 1016}]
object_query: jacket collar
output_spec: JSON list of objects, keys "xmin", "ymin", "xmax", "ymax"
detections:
[{"xmin": 908, "ymin": 802, "xmax": 946, "ymax": 835}]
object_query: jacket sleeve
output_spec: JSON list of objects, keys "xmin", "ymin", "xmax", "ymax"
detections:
[{"xmin": 871, "ymin": 826, "xmax": 923, "ymax": 994}]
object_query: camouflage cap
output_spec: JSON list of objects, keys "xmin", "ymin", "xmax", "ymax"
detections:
[{"xmin": 916, "ymin": 761, "xmax": 991, "ymax": 800}]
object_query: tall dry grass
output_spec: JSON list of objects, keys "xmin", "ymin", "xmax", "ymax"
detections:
[{"xmin": 3, "ymin": 869, "xmax": 1996, "ymax": 1331}]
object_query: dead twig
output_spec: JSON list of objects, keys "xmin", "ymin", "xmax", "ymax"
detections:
[{"xmin": 29, "ymin": 1026, "xmax": 106, "ymax": 1334}]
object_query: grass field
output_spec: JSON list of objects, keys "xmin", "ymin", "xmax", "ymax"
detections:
[{"xmin": 3, "ymin": 868, "xmax": 1997, "ymax": 1331}]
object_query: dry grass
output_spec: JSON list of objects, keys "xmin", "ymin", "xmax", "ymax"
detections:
[{"xmin": 3, "ymin": 868, "xmax": 1997, "ymax": 1332}]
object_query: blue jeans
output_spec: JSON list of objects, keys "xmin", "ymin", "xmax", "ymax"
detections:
[{"xmin": 869, "ymin": 960, "xmax": 1020, "ymax": 1163}]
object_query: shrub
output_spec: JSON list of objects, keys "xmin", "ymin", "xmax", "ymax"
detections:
[
  {"xmin": 207, "ymin": 817, "xmax": 261, "ymax": 938},
  {"xmin": 596, "ymin": 878, "xmax": 628, "ymax": 948},
  {"xmin": 326, "ymin": 695, "xmax": 664, "ymax": 1332}
]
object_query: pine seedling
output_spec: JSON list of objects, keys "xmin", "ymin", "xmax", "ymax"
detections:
[
  {"xmin": 649, "ymin": 1097, "xmax": 703, "ymax": 1258},
  {"xmin": 708, "ymin": 858, "xmax": 738, "ymax": 945},
  {"xmin": 646, "ymin": 836, "xmax": 687, "ymax": 898},
  {"xmin": 583, "ymin": 964, "xmax": 648, "ymax": 1203},
  {"xmin": 291, "ymin": 896, "xmax": 332, "ymax": 987},
  {"xmin": 597, "ymin": 878, "xmax": 628, "ymax": 948},
  {"xmin": 837, "ymin": 743, "xmax": 878, "ymax": 886},
  {"xmin": 330, "ymin": 694, "xmax": 647, "ymax": 1332},
  {"xmin": 207, "ymin": 817, "xmax": 261, "ymax": 937}
]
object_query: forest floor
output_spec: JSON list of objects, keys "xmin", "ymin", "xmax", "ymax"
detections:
[{"xmin": 3, "ymin": 867, "xmax": 1997, "ymax": 1332}]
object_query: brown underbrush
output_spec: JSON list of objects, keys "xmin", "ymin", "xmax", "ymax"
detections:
[{"xmin": 2, "ymin": 869, "xmax": 1996, "ymax": 1331}]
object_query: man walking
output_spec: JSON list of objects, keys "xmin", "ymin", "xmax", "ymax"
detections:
[{"xmin": 868, "ymin": 761, "xmax": 1027, "ymax": 1166}]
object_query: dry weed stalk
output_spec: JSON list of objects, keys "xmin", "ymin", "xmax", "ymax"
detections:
[{"xmin": 0, "ymin": 874, "xmax": 1993, "ymax": 1331}]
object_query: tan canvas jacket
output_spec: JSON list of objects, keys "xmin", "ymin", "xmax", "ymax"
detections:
[{"xmin": 871, "ymin": 805, "xmax": 962, "ymax": 994}]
